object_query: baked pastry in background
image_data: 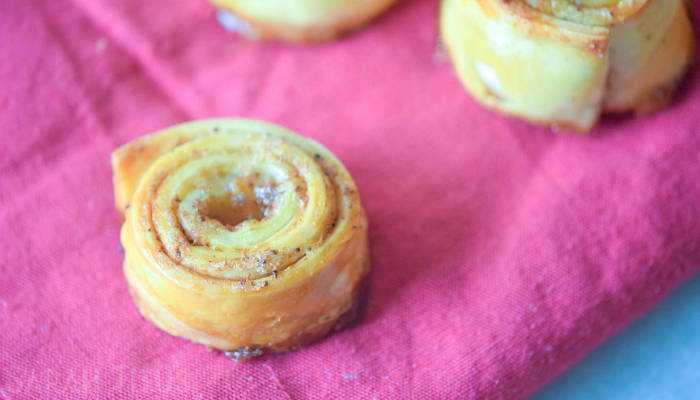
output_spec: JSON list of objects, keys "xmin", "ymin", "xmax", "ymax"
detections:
[
  {"xmin": 440, "ymin": 0, "xmax": 696, "ymax": 131},
  {"xmin": 212, "ymin": 0, "xmax": 398, "ymax": 43},
  {"xmin": 112, "ymin": 119, "xmax": 369, "ymax": 358}
]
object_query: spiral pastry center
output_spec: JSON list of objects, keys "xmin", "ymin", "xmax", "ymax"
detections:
[{"xmin": 133, "ymin": 133, "xmax": 341, "ymax": 282}]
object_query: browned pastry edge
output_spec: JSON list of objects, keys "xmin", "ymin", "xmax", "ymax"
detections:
[
  {"xmin": 457, "ymin": 75, "xmax": 690, "ymax": 134},
  {"xmin": 220, "ymin": 275, "xmax": 370, "ymax": 361},
  {"xmin": 463, "ymin": 78, "xmax": 690, "ymax": 134},
  {"xmin": 472, "ymin": 98, "xmax": 596, "ymax": 134},
  {"xmin": 443, "ymin": 37, "xmax": 695, "ymax": 134},
  {"xmin": 440, "ymin": 39, "xmax": 594, "ymax": 134},
  {"xmin": 215, "ymin": 0, "xmax": 398, "ymax": 43},
  {"xmin": 125, "ymin": 261, "xmax": 370, "ymax": 360},
  {"xmin": 441, "ymin": 0, "xmax": 696, "ymax": 133},
  {"xmin": 506, "ymin": 0, "xmax": 650, "ymax": 26}
]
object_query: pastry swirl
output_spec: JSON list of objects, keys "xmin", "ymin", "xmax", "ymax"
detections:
[
  {"xmin": 112, "ymin": 119, "xmax": 369, "ymax": 356},
  {"xmin": 212, "ymin": 0, "xmax": 398, "ymax": 43},
  {"xmin": 440, "ymin": 0, "xmax": 695, "ymax": 131}
]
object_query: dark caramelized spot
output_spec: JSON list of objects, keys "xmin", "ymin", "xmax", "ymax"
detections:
[{"xmin": 224, "ymin": 346, "xmax": 263, "ymax": 361}]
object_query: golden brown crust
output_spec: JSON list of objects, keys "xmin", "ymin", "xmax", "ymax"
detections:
[
  {"xmin": 125, "ymin": 255, "xmax": 370, "ymax": 359},
  {"xmin": 440, "ymin": 0, "xmax": 695, "ymax": 132},
  {"xmin": 518, "ymin": 0, "xmax": 650, "ymax": 25},
  {"xmin": 221, "ymin": 275, "xmax": 369, "ymax": 360},
  {"xmin": 113, "ymin": 119, "xmax": 371, "ymax": 355},
  {"xmin": 474, "ymin": 0, "xmax": 612, "ymax": 55},
  {"xmin": 455, "ymin": 56, "xmax": 691, "ymax": 133},
  {"xmin": 453, "ymin": 83, "xmax": 597, "ymax": 134}
]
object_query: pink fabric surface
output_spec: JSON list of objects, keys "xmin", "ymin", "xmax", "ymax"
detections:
[{"xmin": 2, "ymin": 0, "xmax": 700, "ymax": 398}]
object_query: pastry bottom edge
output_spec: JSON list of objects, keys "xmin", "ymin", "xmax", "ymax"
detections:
[{"xmin": 125, "ymin": 261, "xmax": 370, "ymax": 360}]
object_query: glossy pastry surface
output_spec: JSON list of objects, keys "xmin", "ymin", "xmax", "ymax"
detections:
[
  {"xmin": 212, "ymin": 0, "xmax": 398, "ymax": 43},
  {"xmin": 112, "ymin": 119, "xmax": 369, "ymax": 356},
  {"xmin": 440, "ymin": 0, "xmax": 695, "ymax": 131}
]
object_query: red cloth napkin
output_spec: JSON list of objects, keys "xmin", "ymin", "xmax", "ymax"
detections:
[{"xmin": 2, "ymin": 0, "xmax": 699, "ymax": 398}]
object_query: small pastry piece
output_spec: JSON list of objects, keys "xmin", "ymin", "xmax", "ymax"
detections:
[
  {"xmin": 112, "ymin": 119, "xmax": 369, "ymax": 357},
  {"xmin": 212, "ymin": 0, "xmax": 398, "ymax": 43},
  {"xmin": 440, "ymin": 0, "xmax": 695, "ymax": 131}
]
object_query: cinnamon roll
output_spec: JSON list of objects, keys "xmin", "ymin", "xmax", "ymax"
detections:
[
  {"xmin": 112, "ymin": 119, "xmax": 369, "ymax": 358},
  {"xmin": 212, "ymin": 0, "xmax": 398, "ymax": 43},
  {"xmin": 440, "ymin": 0, "xmax": 695, "ymax": 131}
]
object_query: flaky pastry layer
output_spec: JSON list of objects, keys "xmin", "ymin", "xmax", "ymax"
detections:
[
  {"xmin": 440, "ymin": 0, "xmax": 695, "ymax": 131},
  {"xmin": 112, "ymin": 119, "xmax": 370, "ymax": 355}
]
